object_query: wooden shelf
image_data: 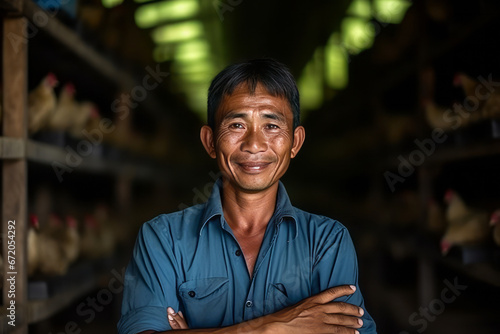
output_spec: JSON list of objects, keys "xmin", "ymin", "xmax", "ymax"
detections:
[
  {"xmin": 441, "ymin": 256, "xmax": 500, "ymax": 287},
  {"xmin": 0, "ymin": 1, "xmax": 173, "ymax": 333},
  {"xmin": 0, "ymin": 257, "xmax": 120, "ymax": 333},
  {"xmin": 0, "ymin": 137, "xmax": 169, "ymax": 182},
  {"xmin": 21, "ymin": 0, "xmax": 134, "ymax": 89},
  {"xmin": 381, "ymin": 138, "xmax": 500, "ymax": 172},
  {"xmin": 372, "ymin": 226, "xmax": 500, "ymax": 288},
  {"xmin": 21, "ymin": 0, "xmax": 170, "ymax": 121},
  {"xmin": 425, "ymin": 140, "xmax": 500, "ymax": 165}
]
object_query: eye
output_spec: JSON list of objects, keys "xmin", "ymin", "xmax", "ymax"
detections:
[
  {"xmin": 229, "ymin": 123, "xmax": 244, "ymax": 129},
  {"xmin": 266, "ymin": 124, "xmax": 280, "ymax": 130}
]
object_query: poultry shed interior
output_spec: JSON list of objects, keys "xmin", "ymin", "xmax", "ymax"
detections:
[{"xmin": 2, "ymin": 0, "xmax": 500, "ymax": 333}]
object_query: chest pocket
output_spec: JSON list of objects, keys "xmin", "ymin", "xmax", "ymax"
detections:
[
  {"xmin": 178, "ymin": 277, "xmax": 229, "ymax": 328},
  {"xmin": 264, "ymin": 283, "xmax": 292, "ymax": 314}
]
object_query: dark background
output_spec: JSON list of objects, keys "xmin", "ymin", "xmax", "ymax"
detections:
[{"xmin": 4, "ymin": 0, "xmax": 500, "ymax": 333}]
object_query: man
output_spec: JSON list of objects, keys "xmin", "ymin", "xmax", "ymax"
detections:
[{"xmin": 118, "ymin": 58, "xmax": 377, "ymax": 333}]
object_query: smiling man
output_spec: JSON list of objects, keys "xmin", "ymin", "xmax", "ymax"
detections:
[{"xmin": 118, "ymin": 59, "xmax": 377, "ymax": 334}]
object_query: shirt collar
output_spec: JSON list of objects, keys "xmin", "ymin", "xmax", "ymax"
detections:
[{"xmin": 199, "ymin": 178, "xmax": 298, "ymax": 239}]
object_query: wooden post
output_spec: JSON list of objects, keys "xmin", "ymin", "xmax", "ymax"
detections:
[{"xmin": 2, "ymin": 16, "xmax": 28, "ymax": 334}]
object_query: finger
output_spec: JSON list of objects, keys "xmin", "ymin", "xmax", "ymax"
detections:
[
  {"xmin": 323, "ymin": 314, "xmax": 363, "ymax": 329},
  {"xmin": 168, "ymin": 315, "xmax": 181, "ymax": 329},
  {"xmin": 177, "ymin": 311, "xmax": 189, "ymax": 329},
  {"xmin": 168, "ymin": 313, "xmax": 188, "ymax": 329},
  {"xmin": 169, "ymin": 310, "xmax": 188, "ymax": 329},
  {"xmin": 315, "ymin": 301, "xmax": 364, "ymax": 318},
  {"xmin": 167, "ymin": 307, "xmax": 183, "ymax": 330},
  {"xmin": 309, "ymin": 285, "xmax": 357, "ymax": 304},
  {"xmin": 324, "ymin": 325, "xmax": 361, "ymax": 334}
]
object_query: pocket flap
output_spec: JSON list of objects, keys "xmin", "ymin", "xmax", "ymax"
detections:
[{"xmin": 179, "ymin": 277, "xmax": 229, "ymax": 299}]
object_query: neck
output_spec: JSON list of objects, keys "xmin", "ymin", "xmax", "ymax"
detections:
[{"xmin": 221, "ymin": 180, "xmax": 279, "ymax": 234}]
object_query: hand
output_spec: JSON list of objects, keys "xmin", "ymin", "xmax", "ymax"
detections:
[
  {"xmin": 167, "ymin": 307, "xmax": 189, "ymax": 330},
  {"xmin": 263, "ymin": 285, "xmax": 364, "ymax": 334}
]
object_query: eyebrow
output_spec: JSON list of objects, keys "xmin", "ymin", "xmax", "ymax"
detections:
[
  {"xmin": 223, "ymin": 109, "xmax": 287, "ymax": 123},
  {"xmin": 262, "ymin": 112, "xmax": 286, "ymax": 123}
]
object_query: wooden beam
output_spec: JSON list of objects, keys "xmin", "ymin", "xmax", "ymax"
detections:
[
  {"xmin": 0, "ymin": 0, "xmax": 23, "ymax": 15},
  {"xmin": 2, "ymin": 16, "xmax": 28, "ymax": 334}
]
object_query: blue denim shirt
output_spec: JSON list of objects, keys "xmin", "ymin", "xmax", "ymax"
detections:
[{"xmin": 118, "ymin": 179, "xmax": 376, "ymax": 333}]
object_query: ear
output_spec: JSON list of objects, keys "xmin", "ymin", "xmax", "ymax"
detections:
[
  {"xmin": 200, "ymin": 125, "xmax": 216, "ymax": 159},
  {"xmin": 291, "ymin": 126, "xmax": 305, "ymax": 158}
]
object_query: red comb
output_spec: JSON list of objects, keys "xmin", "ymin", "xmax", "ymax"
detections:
[
  {"xmin": 440, "ymin": 239, "xmax": 452, "ymax": 255},
  {"xmin": 29, "ymin": 214, "xmax": 39, "ymax": 227},
  {"xmin": 64, "ymin": 82, "xmax": 76, "ymax": 95},
  {"xmin": 91, "ymin": 106, "xmax": 100, "ymax": 118},
  {"xmin": 490, "ymin": 210, "xmax": 500, "ymax": 226},
  {"xmin": 46, "ymin": 73, "xmax": 58, "ymax": 87},
  {"xmin": 66, "ymin": 215, "xmax": 78, "ymax": 228},
  {"xmin": 444, "ymin": 189, "xmax": 455, "ymax": 203},
  {"xmin": 50, "ymin": 213, "xmax": 63, "ymax": 226},
  {"xmin": 85, "ymin": 214, "xmax": 98, "ymax": 228}
]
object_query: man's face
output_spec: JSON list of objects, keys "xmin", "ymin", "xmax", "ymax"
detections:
[{"xmin": 201, "ymin": 83, "xmax": 305, "ymax": 193}]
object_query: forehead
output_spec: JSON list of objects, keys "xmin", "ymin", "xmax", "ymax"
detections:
[{"xmin": 217, "ymin": 83, "xmax": 292, "ymax": 117}]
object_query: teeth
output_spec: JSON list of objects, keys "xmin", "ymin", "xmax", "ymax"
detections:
[{"xmin": 239, "ymin": 163, "xmax": 267, "ymax": 171}]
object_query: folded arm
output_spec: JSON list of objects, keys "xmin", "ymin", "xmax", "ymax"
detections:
[{"xmin": 138, "ymin": 285, "xmax": 363, "ymax": 334}]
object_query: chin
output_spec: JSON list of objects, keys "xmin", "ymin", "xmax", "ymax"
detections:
[{"xmin": 234, "ymin": 176, "xmax": 278, "ymax": 193}]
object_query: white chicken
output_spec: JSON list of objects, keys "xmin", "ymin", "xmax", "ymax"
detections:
[
  {"xmin": 441, "ymin": 189, "xmax": 491, "ymax": 255},
  {"xmin": 47, "ymin": 82, "xmax": 77, "ymax": 132},
  {"xmin": 482, "ymin": 90, "xmax": 500, "ymax": 120},
  {"xmin": 453, "ymin": 72, "xmax": 500, "ymax": 122},
  {"xmin": 28, "ymin": 73, "xmax": 58, "ymax": 134},
  {"xmin": 80, "ymin": 206, "xmax": 117, "ymax": 259},
  {"xmin": 422, "ymin": 98, "xmax": 457, "ymax": 131},
  {"xmin": 52, "ymin": 215, "xmax": 80, "ymax": 264},
  {"xmin": 28, "ymin": 213, "xmax": 80, "ymax": 276},
  {"xmin": 489, "ymin": 209, "xmax": 500, "ymax": 247},
  {"xmin": 28, "ymin": 214, "xmax": 40, "ymax": 276},
  {"xmin": 427, "ymin": 198, "xmax": 447, "ymax": 234},
  {"xmin": 68, "ymin": 101, "xmax": 99, "ymax": 138},
  {"xmin": 94, "ymin": 204, "xmax": 117, "ymax": 256}
]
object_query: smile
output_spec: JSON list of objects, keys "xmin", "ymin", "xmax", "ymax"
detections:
[{"xmin": 236, "ymin": 162, "xmax": 272, "ymax": 173}]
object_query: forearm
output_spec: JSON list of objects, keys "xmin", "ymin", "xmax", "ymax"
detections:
[
  {"xmin": 141, "ymin": 315, "xmax": 274, "ymax": 334},
  {"xmin": 139, "ymin": 286, "xmax": 363, "ymax": 334}
]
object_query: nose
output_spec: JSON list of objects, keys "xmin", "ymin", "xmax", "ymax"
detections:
[{"xmin": 240, "ymin": 127, "xmax": 267, "ymax": 154}]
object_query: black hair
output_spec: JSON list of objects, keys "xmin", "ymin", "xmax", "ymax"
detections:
[{"xmin": 207, "ymin": 58, "xmax": 300, "ymax": 130}]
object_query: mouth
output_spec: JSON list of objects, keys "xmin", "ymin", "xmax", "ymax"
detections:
[{"xmin": 235, "ymin": 161, "xmax": 272, "ymax": 173}]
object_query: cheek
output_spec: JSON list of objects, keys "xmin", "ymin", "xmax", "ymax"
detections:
[
  {"xmin": 215, "ymin": 129, "xmax": 241, "ymax": 153},
  {"xmin": 268, "ymin": 132, "xmax": 294, "ymax": 158}
]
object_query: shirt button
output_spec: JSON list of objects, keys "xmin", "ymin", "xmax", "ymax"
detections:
[
  {"xmin": 235, "ymin": 249, "xmax": 242, "ymax": 256},
  {"xmin": 245, "ymin": 300, "xmax": 253, "ymax": 307},
  {"xmin": 188, "ymin": 291, "xmax": 196, "ymax": 297}
]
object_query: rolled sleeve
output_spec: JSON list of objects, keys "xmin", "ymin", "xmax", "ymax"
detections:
[
  {"xmin": 118, "ymin": 218, "xmax": 180, "ymax": 334},
  {"xmin": 311, "ymin": 222, "xmax": 377, "ymax": 334},
  {"xmin": 118, "ymin": 306, "xmax": 171, "ymax": 334}
]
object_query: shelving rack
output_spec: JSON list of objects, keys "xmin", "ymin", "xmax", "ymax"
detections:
[
  {"xmin": 295, "ymin": 2, "xmax": 500, "ymax": 333},
  {"xmin": 0, "ymin": 1, "xmax": 172, "ymax": 332}
]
